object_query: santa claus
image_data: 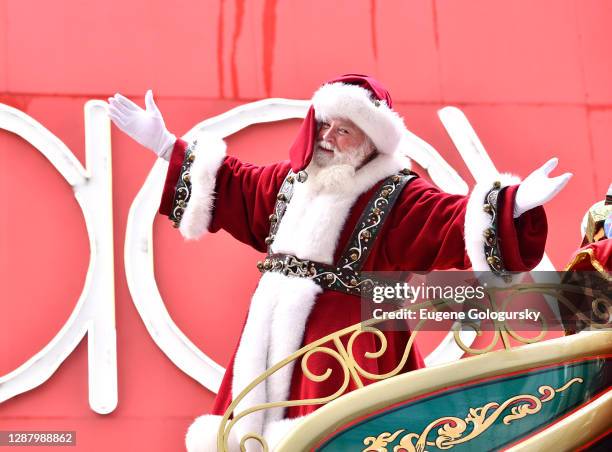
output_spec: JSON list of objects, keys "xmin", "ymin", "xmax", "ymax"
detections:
[{"xmin": 108, "ymin": 75, "xmax": 572, "ymax": 451}]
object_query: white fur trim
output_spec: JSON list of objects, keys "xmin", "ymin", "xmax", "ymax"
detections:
[
  {"xmin": 464, "ymin": 173, "xmax": 521, "ymax": 272},
  {"xmin": 186, "ymin": 414, "xmax": 240, "ymax": 452},
  {"xmin": 266, "ymin": 278, "xmax": 320, "ymax": 423},
  {"xmin": 312, "ymin": 82, "xmax": 408, "ymax": 155},
  {"xmin": 231, "ymin": 273, "xmax": 281, "ymax": 445},
  {"xmin": 230, "ymin": 273, "xmax": 320, "ymax": 447},
  {"xmin": 179, "ymin": 132, "xmax": 227, "ymax": 240},
  {"xmin": 264, "ymin": 415, "xmax": 309, "ymax": 451}
]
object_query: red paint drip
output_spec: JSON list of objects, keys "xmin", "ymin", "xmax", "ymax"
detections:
[
  {"xmin": 432, "ymin": 0, "xmax": 440, "ymax": 52},
  {"xmin": 230, "ymin": 0, "xmax": 245, "ymax": 99},
  {"xmin": 262, "ymin": 0, "xmax": 277, "ymax": 97},
  {"xmin": 217, "ymin": 0, "xmax": 226, "ymax": 98},
  {"xmin": 370, "ymin": 0, "xmax": 378, "ymax": 60}
]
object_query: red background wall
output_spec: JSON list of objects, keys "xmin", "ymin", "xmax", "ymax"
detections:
[{"xmin": 0, "ymin": 1, "xmax": 610, "ymax": 450}]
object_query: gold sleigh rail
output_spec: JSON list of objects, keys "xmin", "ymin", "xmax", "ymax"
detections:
[
  {"xmin": 217, "ymin": 282, "xmax": 611, "ymax": 452},
  {"xmin": 280, "ymin": 331, "xmax": 612, "ymax": 452}
]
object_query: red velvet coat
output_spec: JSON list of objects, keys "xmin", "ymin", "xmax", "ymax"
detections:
[{"xmin": 160, "ymin": 134, "xmax": 547, "ymax": 449}]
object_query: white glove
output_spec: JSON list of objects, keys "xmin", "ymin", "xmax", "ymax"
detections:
[
  {"xmin": 107, "ymin": 90, "xmax": 176, "ymax": 161},
  {"xmin": 514, "ymin": 157, "xmax": 572, "ymax": 218}
]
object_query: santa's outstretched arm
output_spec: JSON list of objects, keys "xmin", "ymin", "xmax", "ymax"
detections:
[
  {"xmin": 108, "ymin": 90, "xmax": 291, "ymax": 250},
  {"xmin": 385, "ymin": 159, "xmax": 571, "ymax": 277}
]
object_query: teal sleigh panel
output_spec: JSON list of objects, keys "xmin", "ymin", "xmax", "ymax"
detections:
[{"xmin": 315, "ymin": 357, "xmax": 610, "ymax": 452}]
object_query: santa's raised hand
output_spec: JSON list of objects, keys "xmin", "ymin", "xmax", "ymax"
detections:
[
  {"xmin": 514, "ymin": 157, "xmax": 572, "ymax": 218},
  {"xmin": 107, "ymin": 90, "xmax": 176, "ymax": 161}
]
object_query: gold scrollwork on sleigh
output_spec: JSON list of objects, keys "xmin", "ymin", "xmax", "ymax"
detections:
[{"xmin": 362, "ymin": 377, "xmax": 584, "ymax": 452}]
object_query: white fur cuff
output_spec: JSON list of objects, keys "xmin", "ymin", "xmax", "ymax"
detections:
[
  {"xmin": 179, "ymin": 132, "xmax": 227, "ymax": 240},
  {"xmin": 186, "ymin": 414, "xmax": 235, "ymax": 452},
  {"xmin": 464, "ymin": 173, "xmax": 520, "ymax": 272},
  {"xmin": 185, "ymin": 413, "xmax": 307, "ymax": 452},
  {"xmin": 264, "ymin": 415, "xmax": 309, "ymax": 451}
]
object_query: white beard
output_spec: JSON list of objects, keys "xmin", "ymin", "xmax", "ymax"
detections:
[
  {"xmin": 312, "ymin": 139, "xmax": 373, "ymax": 168},
  {"xmin": 306, "ymin": 140, "xmax": 373, "ymax": 193},
  {"xmin": 306, "ymin": 163, "xmax": 356, "ymax": 193},
  {"xmin": 307, "ymin": 139, "xmax": 375, "ymax": 192}
]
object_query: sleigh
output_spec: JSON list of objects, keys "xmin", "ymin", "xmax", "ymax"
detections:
[
  {"xmin": 109, "ymin": 98, "xmax": 610, "ymax": 451},
  {"xmin": 213, "ymin": 272, "xmax": 610, "ymax": 452},
  {"xmin": 217, "ymin": 321, "xmax": 610, "ymax": 452}
]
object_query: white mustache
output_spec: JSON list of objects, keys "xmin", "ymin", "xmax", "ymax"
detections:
[{"xmin": 317, "ymin": 141, "xmax": 339, "ymax": 153}]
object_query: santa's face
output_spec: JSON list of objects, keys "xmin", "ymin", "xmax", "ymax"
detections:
[{"xmin": 314, "ymin": 118, "xmax": 375, "ymax": 168}]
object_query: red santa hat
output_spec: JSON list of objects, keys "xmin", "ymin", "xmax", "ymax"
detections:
[{"xmin": 289, "ymin": 74, "xmax": 407, "ymax": 172}]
